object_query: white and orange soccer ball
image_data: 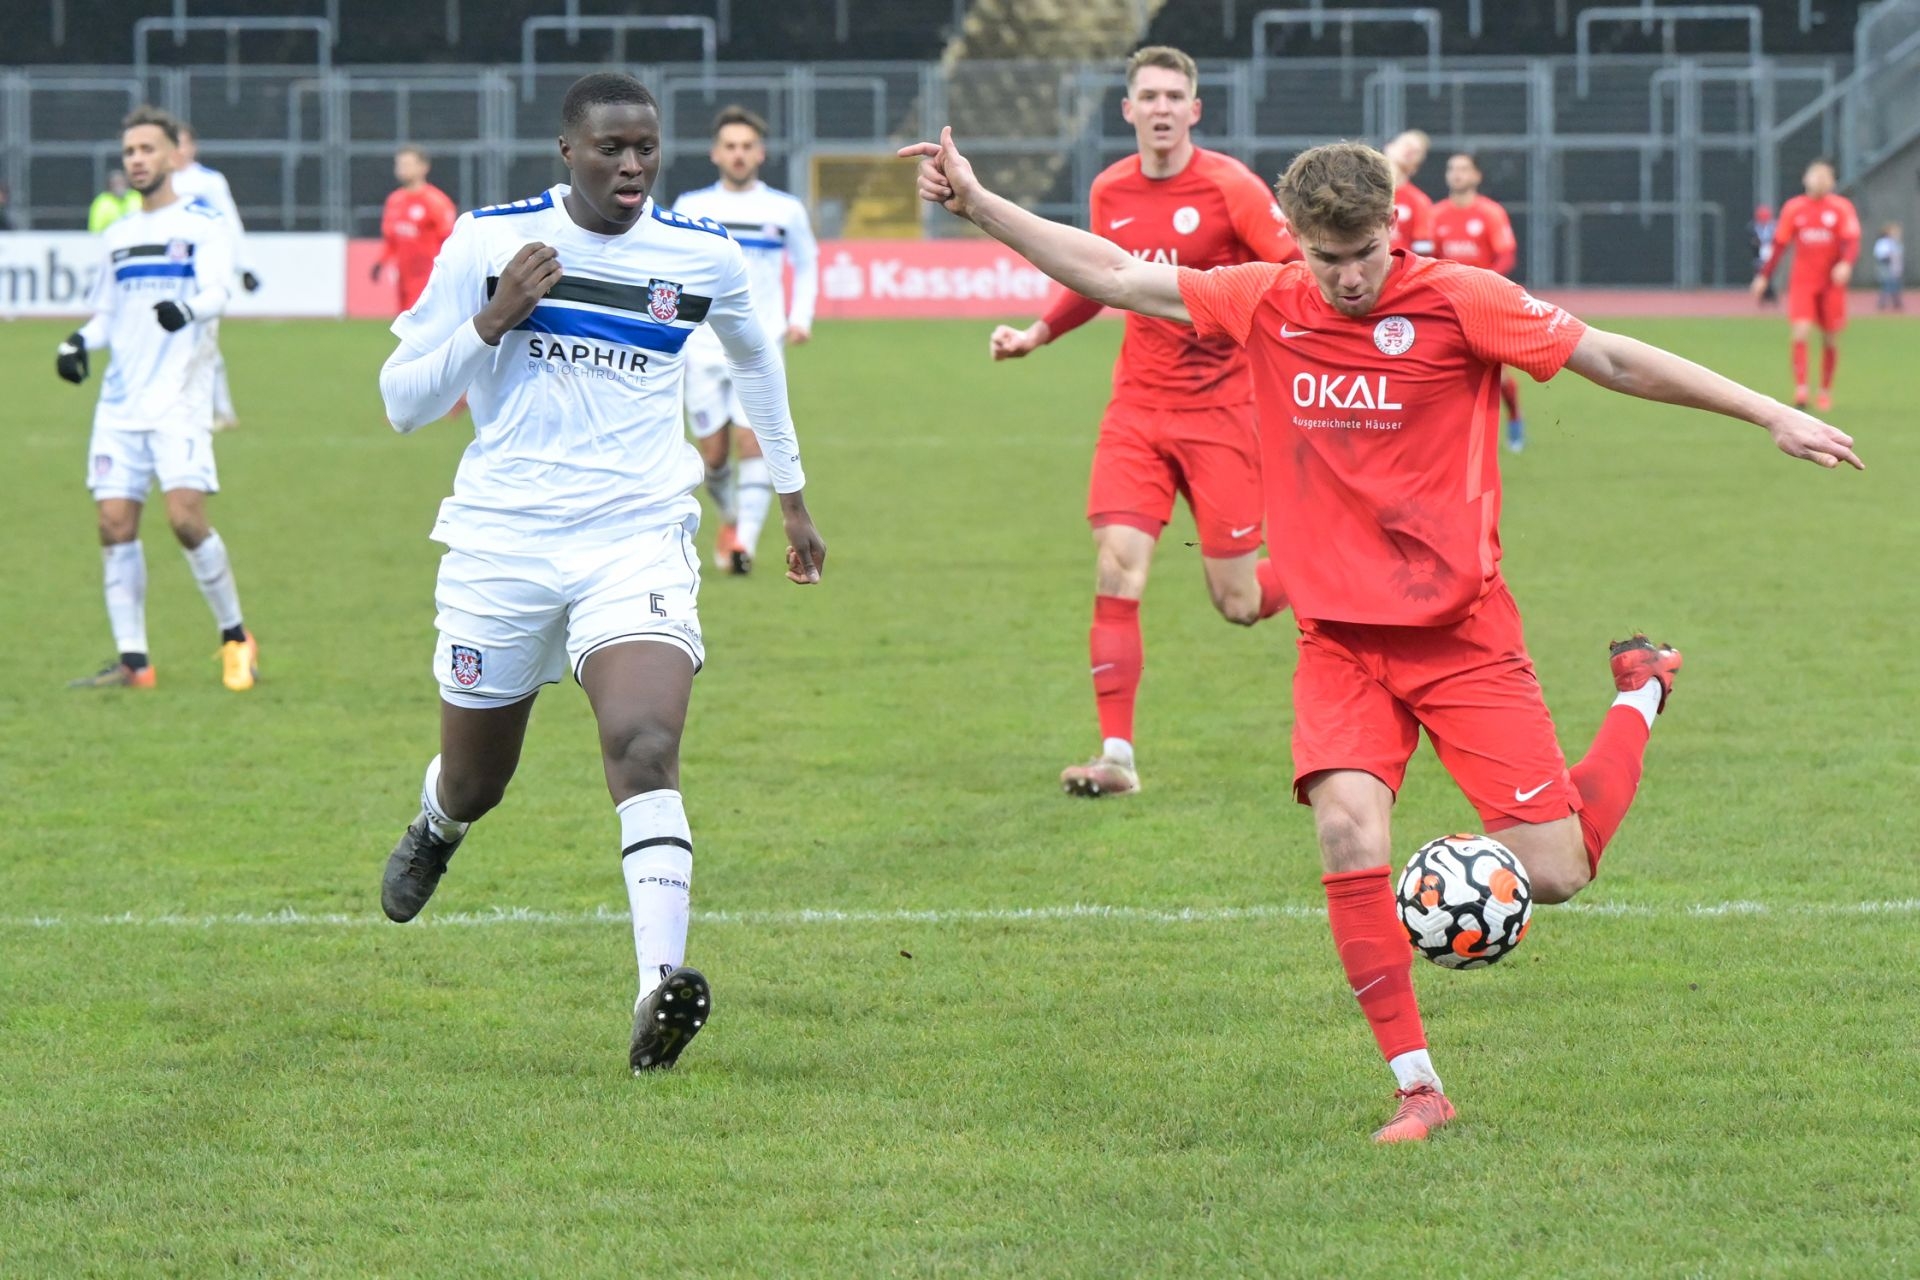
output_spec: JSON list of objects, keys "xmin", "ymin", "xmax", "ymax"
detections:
[{"xmin": 1395, "ymin": 834, "xmax": 1532, "ymax": 969}]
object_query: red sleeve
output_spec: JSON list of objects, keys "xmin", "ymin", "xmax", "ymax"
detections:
[
  {"xmin": 1838, "ymin": 199, "xmax": 1861, "ymax": 264},
  {"xmin": 1762, "ymin": 199, "xmax": 1797, "ymax": 281},
  {"xmin": 1488, "ymin": 203, "xmax": 1518, "ymax": 275},
  {"xmin": 1177, "ymin": 262, "xmax": 1285, "ymax": 345},
  {"xmin": 1219, "ymin": 163, "xmax": 1297, "ymax": 263},
  {"xmin": 1040, "ymin": 285, "xmax": 1103, "ymax": 339},
  {"xmin": 1410, "ymin": 190, "xmax": 1435, "ymax": 255},
  {"xmin": 433, "ymin": 188, "xmax": 459, "ymax": 241},
  {"xmin": 380, "ymin": 192, "xmax": 402, "ymax": 257},
  {"xmin": 1434, "ymin": 266, "xmax": 1586, "ymax": 382}
]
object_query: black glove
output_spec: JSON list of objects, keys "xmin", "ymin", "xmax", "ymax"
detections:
[
  {"xmin": 241, "ymin": 270, "xmax": 261, "ymax": 293},
  {"xmin": 55, "ymin": 332, "xmax": 89, "ymax": 384},
  {"xmin": 154, "ymin": 300, "xmax": 193, "ymax": 331},
  {"xmin": 370, "ymin": 261, "xmax": 383, "ymax": 282}
]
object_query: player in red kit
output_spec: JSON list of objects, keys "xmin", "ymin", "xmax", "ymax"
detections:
[
  {"xmin": 987, "ymin": 46, "xmax": 1296, "ymax": 799},
  {"xmin": 1432, "ymin": 152, "xmax": 1526, "ymax": 452},
  {"xmin": 904, "ymin": 130, "xmax": 1862, "ymax": 1141},
  {"xmin": 376, "ymin": 145, "xmax": 458, "ymax": 312},
  {"xmin": 1752, "ymin": 158, "xmax": 1859, "ymax": 412},
  {"xmin": 1384, "ymin": 130, "xmax": 1434, "ymax": 256}
]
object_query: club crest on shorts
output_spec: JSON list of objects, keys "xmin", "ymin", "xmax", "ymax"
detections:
[
  {"xmin": 647, "ymin": 279, "xmax": 682, "ymax": 322},
  {"xmin": 1373, "ymin": 315, "xmax": 1416, "ymax": 355},
  {"xmin": 93, "ymin": 453, "xmax": 113, "ymax": 479},
  {"xmin": 450, "ymin": 644, "xmax": 483, "ymax": 688}
]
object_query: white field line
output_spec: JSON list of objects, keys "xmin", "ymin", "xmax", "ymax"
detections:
[{"xmin": 1, "ymin": 899, "xmax": 1916, "ymax": 931}]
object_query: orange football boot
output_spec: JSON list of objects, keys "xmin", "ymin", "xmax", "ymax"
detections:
[
  {"xmin": 1608, "ymin": 634, "xmax": 1683, "ymax": 713},
  {"xmin": 1372, "ymin": 1084, "xmax": 1457, "ymax": 1143},
  {"xmin": 69, "ymin": 661, "xmax": 156, "ymax": 689}
]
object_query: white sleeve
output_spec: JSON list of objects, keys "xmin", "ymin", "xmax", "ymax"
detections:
[
  {"xmin": 76, "ymin": 240, "xmax": 117, "ymax": 349},
  {"xmin": 380, "ymin": 322, "xmax": 494, "ymax": 433},
  {"xmin": 184, "ymin": 214, "xmax": 234, "ymax": 320},
  {"xmin": 706, "ymin": 244, "xmax": 806, "ymax": 493},
  {"xmin": 785, "ymin": 200, "xmax": 818, "ymax": 331}
]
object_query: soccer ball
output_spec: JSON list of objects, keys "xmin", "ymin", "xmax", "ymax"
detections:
[{"xmin": 1395, "ymin": 834, "xmax": 1533, "ymax": 969}]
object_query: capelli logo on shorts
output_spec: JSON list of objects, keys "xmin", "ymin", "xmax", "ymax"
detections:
[{"xmin": 451, "ymin": 644, "xmax": 483, "ymax": 688}]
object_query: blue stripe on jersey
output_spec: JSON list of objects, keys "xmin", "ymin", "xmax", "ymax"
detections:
[
  {"xmin": 731, "ymin": 236, "xmax": 784, "ymax": 249},
  {"xmin": 516, "ymin": 304, "xmax": 693, "ymax": 354},
  {"xmin": 474, "ymin": 191, "xmax": 555, "ymax": 218},
  {"xmin": 115, "ymin": 262, "xmax": 197, "ymax": 280},
  {"xmin": 652, "ymin": 205, "xmax": 728, "ymax": 238}
]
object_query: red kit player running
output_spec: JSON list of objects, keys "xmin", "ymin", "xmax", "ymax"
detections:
[
  {"xmin": 1384, "ymin": 130, "xmax": 1434, "ymax": 257},
  {"xmin": 376, "ymin": 145, "xmax": 459, "ymax": 312},
  {"xmin": 989, "ymin": 46, "xmax": 1296, "ymax": 799},
  {"xmin": 1751, "ymin": 157, "xmax": 1860, "ymax": 412},
  {"xmin": 904, "ymin": 130, "xmax": 1861, "ymax": 1142},
  {"xmin": 1432, "ymin": 151, "xmax": 1526, "ymax": 452}
]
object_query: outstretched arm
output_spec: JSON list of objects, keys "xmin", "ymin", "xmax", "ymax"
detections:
[
  {"xmin": 899, "ymin": 127, "xmax": 1188, "ymax": 323},
  {"xmin": 1564, "ymin": 326, "xmax": 1862, "ymax": 470}
]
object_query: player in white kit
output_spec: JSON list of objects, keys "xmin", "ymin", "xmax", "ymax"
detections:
[
  {"xmin": 57, "ymin": 106, "xmax": 260, "ymax": 692},
  {"xmin": 672, "ymin": 105, "xmax": 818, "ymax": 574},
  {"xmin": 172, "ymin": 123, "xmax": 260, "ymax": 431},
  {"xmin": 376, "ymin": 73, "xmax": 827, "ymax": 1073}
]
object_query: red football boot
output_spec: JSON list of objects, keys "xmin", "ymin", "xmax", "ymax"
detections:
[
  {"xmin": 1608, "ymin": 634, "xmax": 1683, "ymax": 714},
  {"xmin": 1372, "ymin": 1084, "xmax": 1457, "ymax": 1143}
]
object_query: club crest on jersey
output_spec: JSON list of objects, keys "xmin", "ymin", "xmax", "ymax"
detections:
[
  {"xmin": 1172, "ymin": 205, "xmax": 1201, "ymax": 235},
  {"xmin": 165, "ymin": 239, "xmax": 192, "ymax": 263},
  {"xmin": 647, "ymin": 279, "xmax": 682, "ymax": 322},
  {"xmin": 450, "ymin": 645, "xmax": 483, "ymax": 688},
  {"xmin": 1373, "ymin": 316, "xmax": 1416, "ymax": 355}
]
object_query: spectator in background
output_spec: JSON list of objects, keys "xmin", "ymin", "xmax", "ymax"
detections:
[
  {"xmin": 0, "ymin": 182, "xmax": 15, "ymax": 230},
  {"xmin": 1873, "ymin": 222, "xmax": 1903, "ymax": 311},
  {"xmin": 376, "ymin": 145, "xmax": 458, "ymax": 312},
  {"xmin": 88, "ymin": 170, "xmax": 141, "ymax": 232},
  {"xmin": 1751, "ymin": 204, "xmax": 1777, "ymax": 305}
]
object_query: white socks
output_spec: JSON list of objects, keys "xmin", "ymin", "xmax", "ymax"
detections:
[
  {"xmin": 1613, "ymin": 680, "xmax": 1663, "ymax": 732},
  {"xmin": 1389, "ymin": 1048, "xmax": 1443, "ymax": 1092},
  {"xmin": 619, "ymin": 789, "xmax": 693, "ymax": 1003},
  {"xmin": 102, "ymin": 540, "xmax": 148, "ymax": 655},
  {"xmin": 212, "ymin": 353, "xmax": 236, "ymax": 420},
  {"xmin": 419, "ymin": 755, "xmax": 470, "ymax": 841},
  {"xmin": 735, "ymin": 456, "xmax": 774, "ymax": 555},
  {"xmin": 1102, "ymin": 737, "xmax": 1135, "ymax": 768},
  {"xmin": 183, "ymin": 530, "xmax": 244, "ymax": 631}
]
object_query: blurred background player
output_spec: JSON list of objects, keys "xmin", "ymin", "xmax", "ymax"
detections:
[
  {"xmin": 56, "ymin": 106, "xmax": 259, "ymax": 692},
  {"xmin": 1750, "ymin": 204, "xmax": 1778, "ymax": 305},
  {"xmin": 1873, "ymin": 222, "xmax": 1903, "ymax": 311},
  {"xmin": 1752, "ymin": 158, "xmax": 1858, "ymax": 412},
  {"xmin": 172, "ymin": 122, "xmax": 258, "ymax": 430},
  {"xmin": 1432, "ymin": 151, "xmax": 1526, "ymax": 451},
  {"xmin": 986, "ymin": 46, "xmax": 1295, "ymax": 799},
  {"xmin": 375, "ymin": 145, "xmax": 458, "ymax": 312},
  {"xmin": 88, "ymin": 169, "xmax": 140, "ymax": 232},
  {"xmin": 1383, "ymin": 129, "xmax": 1434, "ymax": 256},
  {"xmin": 673, "ymin": 105, "xmax": 818, "ymax": 575}
]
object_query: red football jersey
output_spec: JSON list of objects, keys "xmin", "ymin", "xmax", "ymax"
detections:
[
  {"xmin": 1391, "ymin": 182, "xmax": 1435, "ymax": 255},
  {"xmin": 382, "ymin": 182, "xmax": 459, "ymax": 267},
  {"xmin": 1178, "ymin": 254, "xmax": 1587, "ymax": 626},
  {"xmin": 1764, "ymin": 193, "xmax": 1860, "ymax": 292},
  {"xmin": 1431, "ymin": 194, "xmax": 1517, "ymax": 275},
  {"xmin": 1040, "ymin": 147, "xmax": 1297, "ymax": 408}
]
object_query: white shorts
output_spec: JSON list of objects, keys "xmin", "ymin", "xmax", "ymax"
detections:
[
  {"xmin": 683, "ymin": 354, "xmax": 744, "ymax": 440},
  {"xmin": 86, "ymin": 426, "xmax": 218, "ymax": 500},
  {"xmin": 431, "ymin": 515, "xmax": 705, "ymax": 708}
]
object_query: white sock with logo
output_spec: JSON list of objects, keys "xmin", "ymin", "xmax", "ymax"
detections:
[
  {"xmin": 419, "ymin": 754, "xmax": 470, "ymax": 841},
  {"xmin": 182, "ymin": 529, "xmax": 244, "ymax": 631},
  {"xmin": 1389, "ymin": 1048, "xmax": 1442, "ymax": 1092},
  {"xmin": 1613, "ymin": 680, "xmax": 1663, "ymax": 732},
  {"xmin": 619, "ymin": 789, "xmax": 693, "ymax": 1003},
  {"xmin": 102, "ymin": 540, "xmax": 148, "ymax": 657},
  {"xmin": 735, "ymin": 456, "xmax": 774, "ymax": 556}
]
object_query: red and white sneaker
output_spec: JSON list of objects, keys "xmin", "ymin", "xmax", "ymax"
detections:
[
  {"xmin": 713, "ymin": 523, "xmax": 742, "ymax": 572},
  {"xmin": 1059, "ymin": 755, "xmax": 1139, "ymax": 798},
  {"xmin": 1608, "ymin": 634, "xmax": 1683, "ymax": 714},
  {"xmin": 1372, "ymin": 1084, "xmax": 1456, "ymax": 1143}
]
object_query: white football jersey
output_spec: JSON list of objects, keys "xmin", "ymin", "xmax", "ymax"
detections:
[
  {"xmin": 169, "ymin": 161, "xmax": 249, "ymax": 267},
  {"xmin": 393, "ymin": 185, "xmax": 795, "ymax": 553},
  {"xmin": 671, "ymin": 180, "xmax": 817, "ymax": 359},
  {"xmin": 76, "ymin": 195, "xmax": 235, "ymax": 435}
]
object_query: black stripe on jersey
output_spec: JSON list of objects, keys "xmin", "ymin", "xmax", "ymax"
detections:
[
  {"xmin": 486, "ymin": 274, "xmax": 711, "ymax": 322},
  {"xmin": 717, "ymin": 220, "xmax": 787, "ymax": 239},
  {"xmin": 111, "ymin": 243, "xmax": 196, "ymax": 262}
]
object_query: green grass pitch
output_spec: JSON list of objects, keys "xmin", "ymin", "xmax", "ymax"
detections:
[{"xmin": 2, "ymin": 312, "xmax": 1915, "ymax": 1277}]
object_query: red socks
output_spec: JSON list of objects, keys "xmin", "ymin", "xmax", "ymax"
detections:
[
  {"xmin": 1323, "ymin": 866, "xmax": 1427, "ymax": 1062},
  {"xmin": 1089, "ymin": 594, "xmax": 1142, "ymax": 742},
  {"xmin": 1791, "ymin": 339, "xmax": 1809, "ymax": 389},
  {"xmin": 1256, "ymin": 559, "xmax": 1289, "ymax": 620},
  {"xmin": 1499, "ymin": 372, "xmax": 1521, "ymax": 420},
  {"xmin": 1569, "ymin": 705, "xmax": 1651, "ymax": 876},
  {"xmin": 1821, "ymin": 344, "xmax": 1838, "ymax": 392}
]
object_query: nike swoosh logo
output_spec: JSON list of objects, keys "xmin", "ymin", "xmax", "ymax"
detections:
[
  {"xmin": 1230, "ymin": 525, "xmax": 1258, "ymax": 539},
  {"xmin": 1280, "ymin": 324, "xmax": 1313, "ymax": 338},
  {"xmin": 1351, "ymin": 976, "xmax": 1385, "ymax": 998},
  {"xmin": 1090, "ymin": 663, "xmax": 1116, "ymax": 675},
  {"xmin": 1514, "ymin": 780, "xmax": 1554, "ymax": 802},
  {"xmin": 1109, "ymin": 217, "xmax": 1135, "ymax": 229}
]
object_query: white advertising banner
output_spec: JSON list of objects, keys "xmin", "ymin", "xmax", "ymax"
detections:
[{"xmin": 0, "ymin": 232, "xmax": 347, "ymax": 318}]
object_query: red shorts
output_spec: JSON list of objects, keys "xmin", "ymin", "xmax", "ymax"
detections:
[
  {"xmin": 1290, "ymin": 582, "xmax": 1580, "ymax": 828},
  {"xmin": 1787, "ymin": 283, "xmax": 1848, "ymax": 333},
  {"xmin": 1086, "ymin": 399, "xmax": 1263, "ymax": 558}
]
